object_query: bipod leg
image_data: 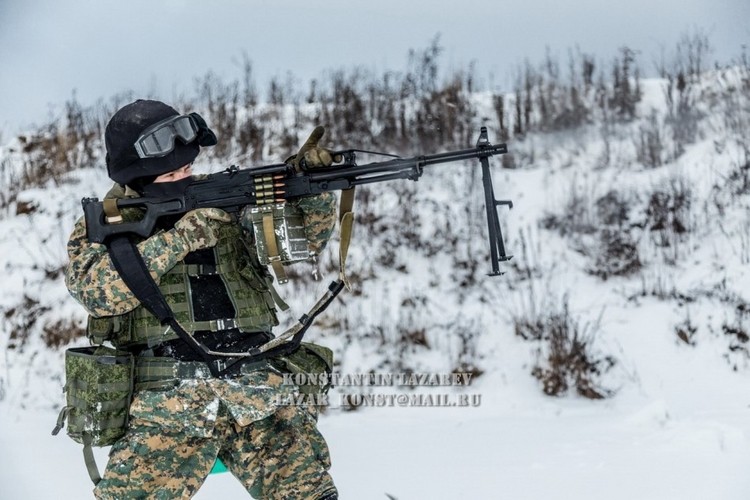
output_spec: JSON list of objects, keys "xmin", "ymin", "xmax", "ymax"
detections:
[{"xmin": 476, "ymin": 127, "xmax": 513, "ymax": 276}]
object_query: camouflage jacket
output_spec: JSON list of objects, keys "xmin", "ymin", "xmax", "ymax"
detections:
[
  {"xmin": 65, "ymin": 182, "xmax": 337, "ymax": 319},
  {"xmin": 64, "ymin": 182, "xmax": 336, "ymax": 429}
]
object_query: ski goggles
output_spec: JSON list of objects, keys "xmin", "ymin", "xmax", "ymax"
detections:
[{"xmin": 133, "ymin": 114, "xmax": 199, "ymax": 159}]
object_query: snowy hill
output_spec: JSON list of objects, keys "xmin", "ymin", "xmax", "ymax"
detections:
[{"xmin": 1, "ymin": 55, "xmax": 749, "ymax": 498}]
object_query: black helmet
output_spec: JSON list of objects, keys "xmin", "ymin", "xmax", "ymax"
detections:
[{"xmin": 105, "ymin": 100, "xmax": 215, "ymax": 186}]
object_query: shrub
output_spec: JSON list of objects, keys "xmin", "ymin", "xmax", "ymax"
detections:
[
  {"xmin": 674, "ymin": 315, "xmax": 698, "ymax": 345},
  {"xmin": 634, "ymin": 110, "xmax": 665, "ymax": 168},
  {"xmin": 515, "ymin": 295, "xmax": 615, "ymax": 399},
  {"xmin": 587, "ymin": 227, "xmax": 642, "ymax": 280},
  {"xmin": 643, "ymin": 179, "xmax": 692, "ymax": 249},
  {"xmin": 721, "ymin": 301, "xmax": 750, "ymax": 369}
]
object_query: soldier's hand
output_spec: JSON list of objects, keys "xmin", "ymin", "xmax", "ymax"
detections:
[
  {"xmin": 173, "ymin": 208, "xmax": 232, "ymax": 253},
  {"xmin": 287, "ymin": 126, "xmax": 342, "ymax": 171}
]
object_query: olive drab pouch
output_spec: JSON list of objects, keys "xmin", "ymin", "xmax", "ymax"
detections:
[
  {"xmin": 247, "ymin": 202, "xmax": 311, "ymax": 284},
  {"xmin": 86, "ymin": 314, "xmax": 132, "ymax": 346},
  {"xmin": 52, "ymin": 346, "xmax": 135, "ymax": 484},
  {"xmin": 86, "ymin": 316, "xmax": 114, "ymax": 344},
  {"xmin": 272, "ymin": 342, "xmax": 334, "ymax": 396}
]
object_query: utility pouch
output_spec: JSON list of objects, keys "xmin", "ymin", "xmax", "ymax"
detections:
[
  {"xmin": 52, "ymin": 346, "xmax": 134, "ymax": 447},
  {"xmin": 248, "ymin": 202, "xmax": 311, "ymax": 264},
  {"xmin": 272, "ymin": 342, "xmax": 334, "ymax": 395},
  {"xmin": 86, "ymin": 315, "xmax": 130, "ymax": 345},
  {"xmin": 86, "ymin": 316, "xmax": 114, "ymax": 344}
]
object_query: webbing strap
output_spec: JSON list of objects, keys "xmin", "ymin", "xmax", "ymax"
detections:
[
  {"xmin": 262, "ymin": 212, "xmax": 288, "ymax": 284},
  {"xmin": 82, "ymin": 434, "xmax": 102, "ymax": 485},
  {"xmin": 66, "ymin": 394, "xmax": 129, "ymax": 412},
  {"xmin": 135, "ymin": 358, "xmax": 209, "ymax": 381},
  {"xmin": 264, "ymin": 276, "xmax": 290, "ymax": 311},
  {"xmin": 67, "ymin": 414, "xmax": 128, "ymax": 432},
  {"xmin": 51, "ymin": 406, "xmax": 70, "ymax": 436},
  {"xmin": 135, "ymin": 357, "xmax": 269, "ymax": 385},
  {"xmin": 134, "ymin": 317, "xmax": 266, "ymax": 337},
  {"xmin": 66, "ymin": 379, "xmax": 132, "ymax": 393},
  {"xmin": 167, "ymin": 261, "xmax": 237, "ymax": 276},
  {"xmin": 257, "ymin": 280, "xmax": 345, "ymax": 354},
  {"xmin": 338, "ymin": 188, "xmax": 355, "ymax": 290}
]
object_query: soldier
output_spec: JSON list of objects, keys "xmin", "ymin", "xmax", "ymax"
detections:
[{"xmin": 65, "ymin": 99, "xmax": 339, "ymax": 499}]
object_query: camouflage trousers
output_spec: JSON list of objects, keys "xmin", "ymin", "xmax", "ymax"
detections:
[{"xmin": 94, "ymin": 384, "xmax": 336, "ymax": 500}]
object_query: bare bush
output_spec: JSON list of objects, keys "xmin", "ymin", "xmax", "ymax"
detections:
[
  {"xmin": 642, "ymin": 177, "xmax": 693, "ymax": 261},
  {"xmin": 720, "ymin": 301, "xmax": 750, "ymax": 370},
  {"xmin": 196, "ymin": 72, "xmax": 240, "ymax": 159},
  {"xmin": 539, "ymin": 177, "xmax": 598, "ymax": 236},
  {"xmin": 609, "ymin": 47, "xmax": 641, "ymax": 120},
  {"xmin": 42, "ymin": 319, "xmax": 86, "ymax": 348},
  {"xmin": 675, "ymin": 28, "xmax": 713, "ymax": 81},
  {"xmin": 515, "ymin": 294, "xmax": 615, "ymax": 399},
  {"xmin": 587, "ymin": 227, "xmax": 641, "ymax": 280},
  {"xmin": 5, "ymin": 295, "xmax": 51, "ymax": 350},
  {"xmin": 635, "ymin": 110, "xmax": 665, "ymax": 168},
  {"xmin": 595, "ymin": 190, "xmax": 630, "ymax": 227},
  {"xmin": 674, "ymin": 314, "xmax": 698, "ymax": 345},
  {"xmin": 542, "ymin": 185, "xmax": 643, "ymax": 280},
  {"xmin": 508, "ymin": 49, "xmax": 598, "ymax": 138},
  {"xmin": 727, "ymin": 161, "xmax": 750, "ymax": 196},
  {"xmin": 655, "ymin": 29, "xmax": 713, "ymax": 160},
  {"xmin": 450, "ymin": 318, "xmax": 484, "ymax": 379},
  {"xmin": 1, "ymin": 94, "xmax": 101, "ymax": 214}
]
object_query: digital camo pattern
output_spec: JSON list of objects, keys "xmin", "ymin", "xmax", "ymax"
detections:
[
  {"xmin": 129, "ymin": 369, "xmax": 295, "ymax": 431},
  {"xmin": 95, "ymin": 375, "xmax": 336, "ymax": 500},
  {"xmin": 64, "ymin": 346, "xmax": 133, "ymax": 446},
  {"xmin": 66, "ymin": 184, "xmax": 336, "ymax": 318},
  {"xmin": 173, "ymin": 208, "xmax": 232, "ymax": 253},
  {"xmin": 65, "ymin": 214, "xmax": 189, "ymax": 317},
  {"xmin": 293, "ymin": 192, "xmax": 337, "ymax": 255},
  {"xmin": 272, "ymin": 343, "xmax": 334, "ymax": 396}
]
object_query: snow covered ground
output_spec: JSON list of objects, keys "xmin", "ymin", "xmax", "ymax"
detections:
[
  {"xmin": 1, "ymin": 67, "xmax": 749, "ymax": 499},
  {"xmin": 2, "ymin": 369, "xmax": 749, "ymax": 499}
]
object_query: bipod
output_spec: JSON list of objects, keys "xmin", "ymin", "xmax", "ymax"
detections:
[{"xmin": 475, "ymin": 127, "xmax": 513, "ymax": 276}]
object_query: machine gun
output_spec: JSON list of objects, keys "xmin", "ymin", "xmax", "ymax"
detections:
[
  {"xmin": 81, "ymin": 126, "xmax": 514, "ymax": 376},
  {"xmin": 83, "ymin": 126, "xmax": 513, "ymax": 275}
]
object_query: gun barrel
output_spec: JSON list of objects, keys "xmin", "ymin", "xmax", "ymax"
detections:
[{"xmin": 304, "ymin": 143, "xmax": 508, "ymax": 184}]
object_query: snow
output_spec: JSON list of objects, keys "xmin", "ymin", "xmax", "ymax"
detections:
[
  {"xmin": 1, "ymin": 68, "xmax": 750, "ymax": 499},
  {"xmin": 2, "ymin": 381, "xmax": 749, "ymax": 499}
]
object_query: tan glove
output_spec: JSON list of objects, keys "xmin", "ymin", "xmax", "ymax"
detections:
[
  {"xmin": 287, "ymin": 126, "xmax": 343, "ymax": 171},
  {"xmin": 173, "ymin": 208, "xmax": 232, "ymax": 253}
]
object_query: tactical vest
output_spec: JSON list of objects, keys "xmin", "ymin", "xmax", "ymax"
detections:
[{"xmin": 87, "ymin": 222, "xmax": 280, "ymax": 350}]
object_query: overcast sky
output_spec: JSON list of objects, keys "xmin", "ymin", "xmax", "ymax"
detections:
[{"xmin": 1, "ymin": 0, "xmax": 748, "ymax": 135}]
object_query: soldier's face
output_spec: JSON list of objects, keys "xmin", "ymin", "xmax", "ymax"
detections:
[{"xmin": 153, "ymin": 163, "xmax": 192, "ymax": 183}]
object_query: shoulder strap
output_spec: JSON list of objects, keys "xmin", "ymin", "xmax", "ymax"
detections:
[
  {"xmin": 82, "ymin": 434, "xmax": 102, "ymax": 485},
  {"xmin": 338, "ymin": 187, "xmax": 355, "ymax": 290},
  {"xmin": 106, "ymin": 235, "xmax": 225, "ymax": 376}
]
